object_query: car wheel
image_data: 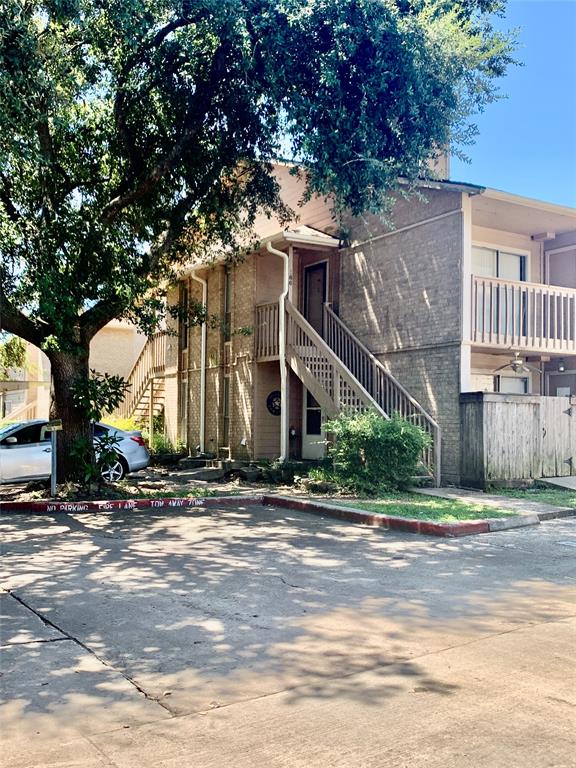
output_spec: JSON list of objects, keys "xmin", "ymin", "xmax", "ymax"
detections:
[{"xmin": 100, "ymin": 456, "xmax": 126, "ymax": 483}]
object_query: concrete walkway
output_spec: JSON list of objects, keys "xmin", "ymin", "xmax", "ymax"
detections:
[
  {"xmin": 414, "ymin": 486, "xmax": 575, "ymax": 519},
  {"xmin": 541, "ymin": 475, "xmax": 576, "ymax": 491}
]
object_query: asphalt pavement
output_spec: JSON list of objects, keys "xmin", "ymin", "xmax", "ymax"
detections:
[{"xmin": 1, "ymin": 502, "xmax": 575, "ymax": 767}]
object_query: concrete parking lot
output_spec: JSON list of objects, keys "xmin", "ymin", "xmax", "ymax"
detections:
[{"xmin": 1, "ymin": 502, "xmax": 575, "ymax": 767}]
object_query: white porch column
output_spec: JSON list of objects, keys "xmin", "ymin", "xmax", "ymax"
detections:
[
  {"xmin": 267, "ymin": 241, "xmax": 291, "ymax": 462},
  {"xmin": 460, "ymin": 193, "xmax": 473, "ymax": 393}
]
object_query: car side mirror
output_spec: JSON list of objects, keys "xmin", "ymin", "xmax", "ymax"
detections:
[{"xmin": 4, "ymin": 436, "xmax": 18, "ymax": 445}]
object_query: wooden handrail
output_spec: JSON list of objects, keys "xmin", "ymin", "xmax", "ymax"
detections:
[
  {"xmin": 255, "ymin": 302, "xmax": 280, "ymax": 360},
  {"xmin": 323, "ymin": 304, "xmax": 441, "ymax": 485},
  {"xmin": 0, "ymin": 399, "xmax": 38, "ymax": 425},
  {"xmin": 473, "ymin": 274, "xmax": 576, "ymax": 296},
  {"xmin": 113, "ymin": 331, "xmax": 168, "ymax": 418},
  {"xmin": 286, "ymin": 300, "xmax": 386, "ymax": 417}
]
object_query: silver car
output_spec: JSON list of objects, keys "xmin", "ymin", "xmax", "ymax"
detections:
[{"xmin": 0, "ymin": 420, "xmax": 150, "ymax": 484}]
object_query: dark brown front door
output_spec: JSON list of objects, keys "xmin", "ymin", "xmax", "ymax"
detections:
[{"xmin": 303, "ymin": 262, "xmax": 327, "ymax": 335}]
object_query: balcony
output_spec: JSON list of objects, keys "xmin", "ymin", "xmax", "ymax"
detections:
[
  {"xmin": 255, "ymin": 302, "xmax": 280, "ymax": 360},
  {"xmin": 471, "ymin": 275, "xmax": 576, "ymax": 353}
]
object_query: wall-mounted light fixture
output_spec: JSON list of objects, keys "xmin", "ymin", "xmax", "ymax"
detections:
[{"xmin": 558, "ymin": 358, "xmax": 566, "ymax": 373}]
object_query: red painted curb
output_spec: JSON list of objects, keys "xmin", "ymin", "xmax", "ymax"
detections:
[
  {"xmin": 0, "ymin": 492, "xmax": 519, "ymax": 538},
  {"xmin": 262, "ymin": 495, "xmax": 491, "ymax": 538},
  {"xmin": 0, "ymin": 494, "xmax": 264, "ymax": 515}
]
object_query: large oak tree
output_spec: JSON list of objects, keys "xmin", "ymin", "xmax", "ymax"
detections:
[{"xmin": 0, "ymin": 0, "xmax": 514, "ymax": 480}]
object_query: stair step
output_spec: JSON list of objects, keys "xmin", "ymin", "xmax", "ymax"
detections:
[
  {"xmin": 177, "ymin": 458, "xmax": 209, "ymax": 470},
  {"xmin": 167, "ymin": 467, "xmax": 227, "ymax": 482}
]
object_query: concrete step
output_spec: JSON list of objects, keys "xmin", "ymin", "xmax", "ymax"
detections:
[
  {"xmin": 177, "ymin": 458, "xmax": 209, "ymax": 470},
  {"xmin": 166, "ymin": 467, "xmax": 227, "ymax": 482}
]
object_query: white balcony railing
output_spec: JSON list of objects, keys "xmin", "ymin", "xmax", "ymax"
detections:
[
  {"xmin": 255, "ymin": 302, "xmax": 280, "ymax": 360},
  {"xmin": 471, "ymin": 276, "xmax": 576, "ymax": 353}
]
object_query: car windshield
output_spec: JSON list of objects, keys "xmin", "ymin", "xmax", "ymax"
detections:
[{"xmin": 0, "ymin": 422, "xmax": 22, "ymax": 439}]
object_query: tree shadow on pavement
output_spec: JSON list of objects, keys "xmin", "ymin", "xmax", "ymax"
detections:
[{"xmin": 0, "ymin": 503, "xmax": 573, "ymax": 739}]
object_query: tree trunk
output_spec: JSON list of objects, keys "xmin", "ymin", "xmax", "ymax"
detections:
[{"xmin": 48, "ymin": 347, "xmax": 91, "ymax": 483}]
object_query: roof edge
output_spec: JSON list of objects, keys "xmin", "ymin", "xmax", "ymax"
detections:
[{"xmin": 481, "ymin": 187, "xmax": 576, "ymax": 218}]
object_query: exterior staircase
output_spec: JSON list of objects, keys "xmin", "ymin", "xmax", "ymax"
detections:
[
  {"xmin": 113, "ymin": 303, "xmax": 441, "ymax": 483},
  {"xmin": 267, "ymin": 300, "xmax": 441, "ymax": 484},
  {"xmin": 113, "ymin": 331, "xmax": 167, "ymax": 422}
]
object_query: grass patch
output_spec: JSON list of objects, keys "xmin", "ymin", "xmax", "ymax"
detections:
[
  {"xmin": 489, "ymin": 485, "xmax": 576, "ymax": 509},
  {"xmin": 328, "ymin": 493, "xmax": 518, "ymax": 522}
]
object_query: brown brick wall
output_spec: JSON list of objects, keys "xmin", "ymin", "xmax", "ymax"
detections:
[
  {"xmin": 377, "ymin": 346, "xmax": 462, "ymax": 484},
  {"xmin": 170, "ymin": 258, "xmax": 260, "ymax": 459},
  {"xmin": 339, "ymin": 189, "xmax": 465, "ymax": 482}
]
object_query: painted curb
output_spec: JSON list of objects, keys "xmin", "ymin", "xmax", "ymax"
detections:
[
  {"xmin": 262, "ymin": 495, "xmax": 491, "ymax": 537},
  {"xmin": 0, "ymin": 494, "xmax": 265, "ymax": 515},
  {"xmin": 0, "ymin": 492, "xmax": 551, "ymax": 538}
]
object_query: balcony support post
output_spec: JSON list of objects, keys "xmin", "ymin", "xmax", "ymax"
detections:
[
  {"xmin": 267, "ymin": 241, "xmax": 291, "ymax": 462},
  {"xmin": 191, "ymin": 270, "xmax": 207, "ymax": 454}
]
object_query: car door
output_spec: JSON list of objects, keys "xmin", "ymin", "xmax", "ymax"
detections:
[{"xmin": 0, "ymin": 423, "xmax": 51, "ymax": 482}]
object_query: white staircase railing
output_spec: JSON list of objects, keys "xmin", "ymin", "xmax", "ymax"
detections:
[
  {"xmin": 0, "ymin": 399, "xmax": 38, "ymax": 425},
  {"xmin": 286, "ymin": 300, "xmax": 386, "ymax": 418},
  {"xmin": 114, "ymin": 331, "xmax": 167, "ymax": 419},
  {"xmin": 323, "ymin": 304, "xmax": 441, "ymax": 484}
]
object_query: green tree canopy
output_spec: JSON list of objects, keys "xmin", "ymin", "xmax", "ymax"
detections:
[
  {"xmin": 0, "ymin": 0, "xmax": 514, "ymax": 479},
  {"xmin": 0, "ymin": 334, "xmax": 26, "ymax": 379}
]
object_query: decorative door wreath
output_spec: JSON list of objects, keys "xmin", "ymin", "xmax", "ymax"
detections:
[{"xmin": 266, "ymin": 390, "xmax": 281, "ymax": 415}]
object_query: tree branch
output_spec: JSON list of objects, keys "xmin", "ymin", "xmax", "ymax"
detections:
[
  {"xmin": 0, "ymin": 289, "xmax": 48, "ymax": 348},
  {"xmin": 113, "ymin": 17, "xmax": 198, "ymax": 179},
  {"xmin": 104, "ymin": 40, "xmax": 230, "ymax": 225},
  {"xmin": 0, "ymin": 173, "xmax": 21, "ymax": 223},
  {"xmin": 79, "ymin": 297, "xmax": 127, "ymax": 341}
]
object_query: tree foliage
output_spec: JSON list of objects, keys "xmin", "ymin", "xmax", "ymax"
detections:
[
  {"xmin": 0, "ymin": 0, "xmax": 515, "ymax": 349},
  {"xmin": 0, "ymin": 334, "xmax": 26, "ymax": 379},
  {"xmin": 0, "ymin": 0, "xmax": 515, "ymax": 478}
]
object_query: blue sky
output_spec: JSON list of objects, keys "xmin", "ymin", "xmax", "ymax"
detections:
[{"xmin": 450, "ymin": 0, "xmax": 576, "ymax": 207}]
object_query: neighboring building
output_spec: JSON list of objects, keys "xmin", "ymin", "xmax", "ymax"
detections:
[
  {"xmin": 118, "ymin": 165, "xmax": 576, "ymax": 486},
  {"xmin": 1, "ymin": 321, "xmax": 146, "ymax": 423}
]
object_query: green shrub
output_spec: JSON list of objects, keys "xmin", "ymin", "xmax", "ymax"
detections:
[
  {"xmin": 149, "ymin": 432, "xmax": 177, "ymax": 455},
  {"xmin": 258, "ymin": 459, "xmax": 325, "ymax": 485},
  {"xmin": 103, "ymin": 416, "xmax": 140, "ymax": 432},
  {"xmin": 325, "ymin": 411, "xmax": 430, "ymax": 495}
]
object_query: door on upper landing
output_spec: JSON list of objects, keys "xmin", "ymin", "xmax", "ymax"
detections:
[
  {"xmin": 303, "ymin": 262, "xmax": 327, "ymax": 336},
  {"xmin": 548, "ymin": 249, "xmax": 576, "ymax": 289}
]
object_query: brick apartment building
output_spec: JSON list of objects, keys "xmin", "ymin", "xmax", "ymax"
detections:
[{"xmin": 122, "ymin": 165, "xmax": 576, "ymax": 486}]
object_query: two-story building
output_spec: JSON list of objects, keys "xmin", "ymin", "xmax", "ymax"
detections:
[{"xmin": 119, "ymin": 164, "xmax": 576, "ymax": 487}]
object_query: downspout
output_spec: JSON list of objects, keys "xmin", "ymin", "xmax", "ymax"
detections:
[
  {"xmin": 266, "ymin": 240, "xmax": 289, "ymax": 462},
  {"xmin": 190, "ymin": 270, "xmax": 207, "ymax": 454}
]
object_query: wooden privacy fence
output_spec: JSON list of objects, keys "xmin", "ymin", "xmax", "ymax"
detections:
[{"xmin": 461, "ymin": 392, "xmax": 576, "ymax": 487}]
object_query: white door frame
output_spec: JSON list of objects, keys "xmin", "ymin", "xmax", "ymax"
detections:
[{"xmin": 301, "ymin": 387, "xmax": 326, "ymax": 460}]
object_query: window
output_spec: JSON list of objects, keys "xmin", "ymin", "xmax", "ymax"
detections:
[
  {"xmin": 472, "ymin": 246, "xmax": 526, "ymax": 282},
  {"xmin": 223, "ymin": 267, "xmax": 232, "ymax": 342},
  {"xmin": 5, "ymin": 423, "xmax": 44, "ymax": 445},
  {"xmin": 494, "ymin": 376, "xmax": 529, "ymax": 395},
  {"xmin": 222, "ymin": 377, "xmax": 231, "ymax": 446},
  {"xmin": 473, "ymin": 246, "xmax": 528, "ymax": 337},
  {"xmin": 305, "ymin": 392, "xmax": 322, "ymax": 435},
  {"xmin": 179, "ymin": 284, "xmax": 189, "ymax": 352}
]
